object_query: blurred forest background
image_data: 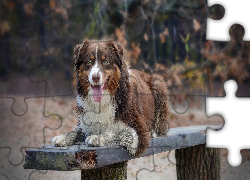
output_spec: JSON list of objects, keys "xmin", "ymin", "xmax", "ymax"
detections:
[{"xmin": 1, "ymin": 0, "xmax": 250, "ymax": 100}]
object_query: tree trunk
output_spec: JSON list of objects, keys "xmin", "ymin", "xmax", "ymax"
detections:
[
  {"xmin": 175, "ymin": 144, "xmax": 221, "ymax": 180},
  {"xmin": 81, "ymin": 161, "xmax": 127, "ymax": 180}
]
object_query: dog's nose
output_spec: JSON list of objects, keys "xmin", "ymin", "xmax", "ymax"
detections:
[{"xmin": 92, "ymin": 73, "xmax": 100, "ymax": 83}]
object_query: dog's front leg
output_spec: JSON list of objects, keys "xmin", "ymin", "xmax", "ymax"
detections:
[
  {"xmin": 85, "ymin": 124, "xmax": 138, "ymax": 155},
  {"xmin": 52, "ymin": 126, "xmax": 85, "ymax": 147},
  {"xmin": 85, "ymin": 131, "xmax": 116, "ymax": 147},
  {"xmin": 115, "ymin": 128, "xmax": 138, "ymax": 155}
]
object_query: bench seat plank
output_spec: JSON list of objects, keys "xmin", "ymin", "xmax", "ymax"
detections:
[{"xmin": 23, "ymin": 125, "xmax": 221, "ymax": 171}]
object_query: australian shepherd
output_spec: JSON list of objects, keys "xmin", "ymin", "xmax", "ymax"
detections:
[{"xmin": 52, "ymin": 40, "xmax": 170, "ymax": 156}]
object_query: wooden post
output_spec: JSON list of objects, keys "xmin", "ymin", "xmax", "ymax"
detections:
[
  {"xmin": 81, "ymin": 161, "xmax": 127, "ymax": 180},
  {"xmin": 175, "ymin": 144, "xmax": 221, "ymax": 180}
]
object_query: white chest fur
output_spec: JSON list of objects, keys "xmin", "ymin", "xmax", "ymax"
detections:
[{"xmin": 76, "ymin": 89, "xmax": 116, "ymax": 136}]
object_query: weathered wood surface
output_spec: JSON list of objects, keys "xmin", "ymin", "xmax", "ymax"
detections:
[
  {"xmin": 176, "ymin": 144, "xmax": 221, "ymax": 180},
  {"xmin": 81, "ymin": 161, "xmax": 127, "ymax": 180},
  {"xmin": 23, "ymin": 125, "xmax": 221, "ymax": 171}
]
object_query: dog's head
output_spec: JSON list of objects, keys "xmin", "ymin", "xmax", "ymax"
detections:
[{"xmin": 74, "ymin": 40, "xmax": 129, "ymax": 104}]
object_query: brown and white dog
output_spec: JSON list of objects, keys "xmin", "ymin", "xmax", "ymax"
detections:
[{"xmin": 52, "ymin": 40, "xmax": 170, "ymax": 156}]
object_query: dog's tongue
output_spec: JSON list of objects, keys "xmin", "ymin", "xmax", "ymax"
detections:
[{"xmin": 93, "ymin": 85, "xmax": 103, "ymax": 102}]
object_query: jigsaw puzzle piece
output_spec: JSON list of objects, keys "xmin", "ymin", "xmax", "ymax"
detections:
[
  {"xmin": 0, "ymin": 97, "xmax": 64, "ymax": 165},
  {"xmin": 0, "ymin": 147, "xmax": 36, "ymax": 180},
  {"xmin": 220, "ymin": 149, "xmax": 250, "ymax": 179},
  {"xmin": 126, "ymin": 77, "xmax": 172, "ymax": 179},
  {"xmin": 67, "ymin": 0, "xmax": 123, "ymax": 41},
  {"xmin": 0, "ymin": 40, "xmax": 29, "ymax": 67},
  {"xmin": 206, "ymin": 5, "xmax": 250, "ymax": 97},
  {"xmin": 64, "ymin": 1, "xmax": 106, "ymax": 43},
  {"xmin": 42, "ymin": 96, "xmax": 79, "ymax": 143},
  {"xmin": 0, "ymin": 41, "xmax": 51, "ymax": 116},
  {"xmin": 206, "ymin": 80, "xmax": 250, "ymax": 166},
  {"xmin": 3, "ymin": 0, "xmax": 65, "ymax": 41},
  {"xmin": 0, "ymin": 81, "xmax": 45, "ymax": 116},
  {"xmin": 42, "ymin": 95, "xmax": 76, "ymax": 116},
  {"xmin": 168, "ymin": 69, "xmax": 206, "ymax": 113},
  {"xmin": 76, "ymin": 0, "xmax": 102, "ymax": 24},
  {"xmin": 135, "ymin": 149, "xmax": 176, "ymax": 180},
  {"xmin": 202, "ymin": 24, "xmax": 250, "ymax": 97},
  {"xmin": 169, "ymin": 95, "xmax": 224, "ymax": 128},
  {"xmin": 165, "ymin": 39, "xmax": 211, "ymax": 113},
  {"xmin": 0, "ymin": 39, "xmax": 30, "ymax": 81},
  {"xmin": 152, "ymin": 64, "xmax": 207, "ymax": 114},
  {"xmin": 226, "ymin": 25, "xmax": 250, "ymax": 97},
  {"xmin": 207, "ymin": 0, "xmax": 250, "ymax": 41},
  {"xmin": 123, "ymin": 1, "xmax": 206, "ymax": 74},
  {"xmin": 29, "ymin": 42, "xmax": 73, "ymax": 97},
  {"xmin": 124, "ymin": 0, "xmax": 206, "ymax": 42},
  {"xmin": 2, "ymin": 41, "xmax": 69, "ymax": 116},
  {"xmin": 127, "ymin": 155, "xmax": 155, "ymax": 179},
  {"xmin": 146, "ymin": 38, "xmax": 208, "ymax": 114}
]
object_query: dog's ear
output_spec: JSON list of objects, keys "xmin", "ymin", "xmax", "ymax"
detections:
[
  {"xmin": 107, "ymin": 41, "xmax": 124, "ymax": 60},
  {"xmin": 73, "ymin": 44, "xmax": 81, "ymax": 60},
  {"xmin": 74, "ymin": 40, "xmax": 90, "ymax": 69},
  {"xmin": 114, "ymin": 42, "xmax": 124, "ymax": 59}
]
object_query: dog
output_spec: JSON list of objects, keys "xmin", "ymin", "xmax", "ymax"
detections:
[{"xmin": 52, "ymin": 40, "xmax": 170, "ymax": 156}]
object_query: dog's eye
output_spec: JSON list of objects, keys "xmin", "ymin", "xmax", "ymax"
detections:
[
  {"xmin": 103, "ymin": 59, "xmax": 109, "ymax": 64},
  {"xmin": 87, "ymin": 60, "xmax": 92, "ymax": 65}
]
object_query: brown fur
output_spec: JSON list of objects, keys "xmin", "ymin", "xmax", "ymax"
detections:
[
  {"xmin": 74, "ymin": 40, "xmax": 170, "ymax": 156},
  {"xmin": 107, "ymin": 66, "xmax": 121, "ymax": 95},
  {"xmin": 77, "ymin": 68, "xmax": 91, "ymax": 98}
]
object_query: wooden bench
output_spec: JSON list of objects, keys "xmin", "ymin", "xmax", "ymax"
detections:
[{"xmin": 24, "ymin": 125, "xmax": 222, "ymax": 180}]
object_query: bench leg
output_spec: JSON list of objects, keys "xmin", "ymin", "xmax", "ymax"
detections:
[
  {"xmin": 81, "ymin": 161, "xmax": 128, "ymax": 180},
  {"xmin": 175, "ymin": 144, "xmax": 221, "ymax": 180}
]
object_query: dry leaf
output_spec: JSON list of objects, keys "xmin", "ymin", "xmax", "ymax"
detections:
[{"xmin": 193, "ymin": 19, "xmax": 201, "ymax": 31}]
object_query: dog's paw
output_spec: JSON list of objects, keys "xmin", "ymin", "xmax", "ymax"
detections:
[
  {"xmin": 127, "ymin": 147, "xmax": 137, "ymax": 156},
  {"xmin": 120, "ymin": 140, "xmax": 137, "ymax": 155},
  {"xmin": 52, "ymin": 134, "xmax": 67, "ymax": 147},
  {"xmin": 127, "ymin": 137, "xmax": 138, "ymax": 156},
  {"xmin": 119, "ymin": 130, "xmax": 138, "ymax": 156},
  {"xmin": 85, "ymin": 135, "xmax": 105, "ymax": 147}
]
